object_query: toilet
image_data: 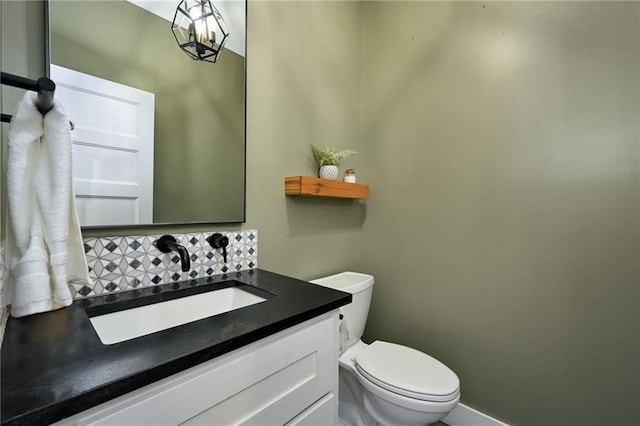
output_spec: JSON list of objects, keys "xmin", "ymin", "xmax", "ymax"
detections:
[{"xmin": 311, "ymin": 272, "xmax": 460, "ymax": 425}]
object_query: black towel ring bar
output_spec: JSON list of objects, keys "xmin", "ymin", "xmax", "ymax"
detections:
[
  {"xmin": 1, "ymin": 71, "xmax": 74, "ymax": 129},
  {"xmin": 1, "ymin": 72, "xmax": 56, "ymax": 115}
]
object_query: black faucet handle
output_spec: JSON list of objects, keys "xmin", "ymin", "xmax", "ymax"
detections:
[{"xmin": 207, "ymin": 233, "xmax": 229, "ymax": 263}]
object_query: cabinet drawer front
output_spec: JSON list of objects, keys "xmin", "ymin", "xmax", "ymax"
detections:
[
  {"xmin": 56, "ymin": 312, "xmax": 339, "ymax": 426},
  {"xmin": 285, "ymin": 393, "xmax": 337, "ymax": 426},
  {"xmin": 184, "ymin": 352, "xmax": 319, "ymax": 425}
]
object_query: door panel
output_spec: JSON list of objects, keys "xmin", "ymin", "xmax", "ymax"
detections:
[{"xmin": 50, "ymin": 64, "xmax": 154, "ymax": 226}]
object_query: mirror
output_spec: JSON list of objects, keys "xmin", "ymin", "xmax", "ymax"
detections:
[{"xmin": 48, "ymin": 0, "xmax": 246, "ymax": 227}]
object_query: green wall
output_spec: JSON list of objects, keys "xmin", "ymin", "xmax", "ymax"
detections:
[
  {"xmin": 243, "ymin": 0, "xmax": 365, "ymax": 277},
  {"xmin": 360, "ymin": 2, "xmax": 639, "ymax": 425},
  {"xmin": 3, "ymin": 1, "xmax": 640, "ymax": 425},
  {"xmin": 50, "ymin": 0, "xmax": 245, "ymax": 223}
]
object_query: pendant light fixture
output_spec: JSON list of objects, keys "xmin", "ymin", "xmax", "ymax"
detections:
[{"xmin": 171, "ymin": 0, "xmax": 229, "ymax": 63}]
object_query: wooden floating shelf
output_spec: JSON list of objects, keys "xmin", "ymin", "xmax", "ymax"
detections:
[{"xmin": 285, "ymin": 176, "xmax": 369, "ymax": 199}]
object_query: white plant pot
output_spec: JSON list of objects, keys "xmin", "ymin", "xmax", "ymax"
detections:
[{"xmin": 319, "ymin": 165, "xmax": 339, "ymax": 180}]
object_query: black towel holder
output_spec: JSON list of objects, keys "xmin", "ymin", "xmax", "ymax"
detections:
[{"xmin": 1, "ymin": 71, "xmax": 74, "ymax": 130}]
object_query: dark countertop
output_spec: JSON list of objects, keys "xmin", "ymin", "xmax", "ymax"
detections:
[{"xmin": 1, "ymin": 269, "xmax": 351, "ymax": 426}]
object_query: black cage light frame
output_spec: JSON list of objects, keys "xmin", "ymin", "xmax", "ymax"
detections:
[{"xmin": 171, "ymin": 0, "xmax": 229, "ymax": 63}]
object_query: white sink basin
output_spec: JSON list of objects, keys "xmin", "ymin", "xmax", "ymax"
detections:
[{"xmin": 89, "ymin": 287, "xmax": 267, "ymax": 344}]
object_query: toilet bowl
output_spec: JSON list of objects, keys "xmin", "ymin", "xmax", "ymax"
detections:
[{"xmin": 311, "ymin": 272, "xmax": 460, "ymax": 425}]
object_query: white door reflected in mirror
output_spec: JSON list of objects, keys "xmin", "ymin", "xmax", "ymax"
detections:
[{"xmin": 50, "ymin": 64, "xmax": 155, "ymax": 226}]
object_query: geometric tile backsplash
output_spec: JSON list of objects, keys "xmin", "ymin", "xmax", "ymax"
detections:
[{"xmin": 74, "ymin": 230, "xmax": 257, "ymax": 299}]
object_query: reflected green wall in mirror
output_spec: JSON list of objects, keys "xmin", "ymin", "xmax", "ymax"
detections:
[{"xmin": 49, "ymin": 0, "xmax": 245, "ymax": 226}]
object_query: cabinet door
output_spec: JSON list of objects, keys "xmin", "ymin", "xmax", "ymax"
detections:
[
  {"xmin": 55, "ymin": 312, "xmax": 339, "ymax": 426},
  {"xmin": 285, "ymin": 393, "xmax": 337, "ymax": 426}
]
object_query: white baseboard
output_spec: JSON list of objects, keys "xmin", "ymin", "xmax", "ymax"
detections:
[{"xmin": 442, "ymin": 403, "xmax": 509, "ymax": 426}]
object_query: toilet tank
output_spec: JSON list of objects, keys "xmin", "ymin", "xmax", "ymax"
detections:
[{"xmin": 311, "ymin": 272, "xmax": 374, "ymax": 347}]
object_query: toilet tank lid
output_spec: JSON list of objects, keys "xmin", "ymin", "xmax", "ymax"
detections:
[{"xmin": 310, "ymin": 271, "xmax": 374, "ymax": 293}]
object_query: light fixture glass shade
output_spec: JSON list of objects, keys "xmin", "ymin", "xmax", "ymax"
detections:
[{"xmin": 171, "ymin": 0, "xmax": 229, "ymax": 63}]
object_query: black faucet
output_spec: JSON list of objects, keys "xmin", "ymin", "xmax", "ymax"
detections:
[
  {"xmin": 155, "ymin": 235, "xmax": 191, "ymax": 272},
  {"xmin": 207, "ymin": 233, "xmax": 229, "ymax": 263}
]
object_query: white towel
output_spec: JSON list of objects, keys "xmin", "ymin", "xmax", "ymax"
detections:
[{"xmin": 6, "ymin": 92, "xmax": 91, "ymax": 318}]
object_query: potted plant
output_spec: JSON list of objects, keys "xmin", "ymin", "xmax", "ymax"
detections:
[{"xmin": 311, "ymin": 144, "xmax": 357, "ymax": 180}]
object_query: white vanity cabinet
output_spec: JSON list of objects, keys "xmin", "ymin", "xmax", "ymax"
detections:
[{"xmin": 56, "ymin": 312, "xmax": 340, "ymax": 426}]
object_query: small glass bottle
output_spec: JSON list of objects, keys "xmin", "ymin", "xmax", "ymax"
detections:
[{"xmin": 344, "ymin": 168, "xmax": 356, "ymax": 183}]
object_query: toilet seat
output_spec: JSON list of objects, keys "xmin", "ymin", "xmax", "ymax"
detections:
[{"xmin": 354, "ymin": 341, "xmax": 460, "ymax": 403}]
